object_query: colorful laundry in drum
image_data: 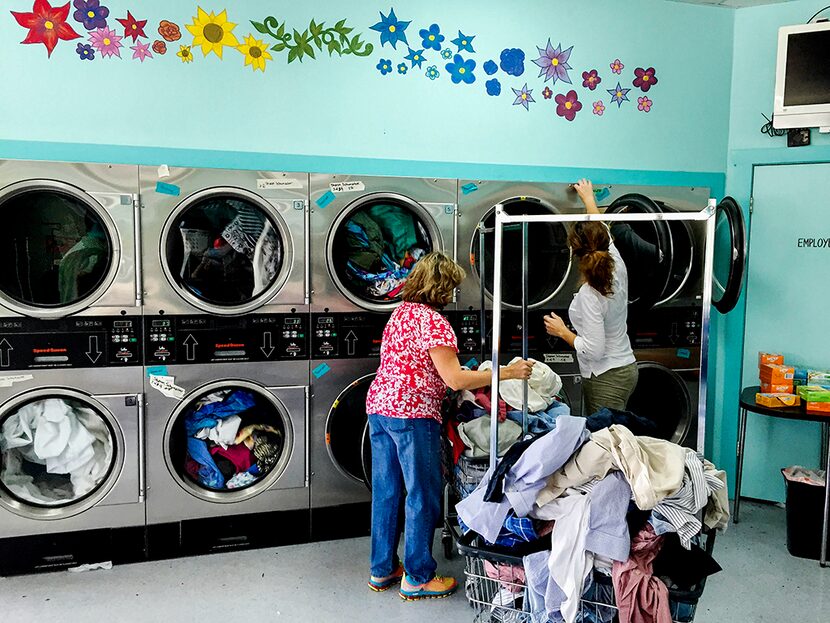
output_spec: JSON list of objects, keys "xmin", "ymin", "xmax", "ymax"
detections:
[
  {"xmin": 340, "ymin": 204, "xmax": 430, "ymax": 302},
  {"xmin": 181, "ymin": 389, "xmax": 285, "ymax": 491}
]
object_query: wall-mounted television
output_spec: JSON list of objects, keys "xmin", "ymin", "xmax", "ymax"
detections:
[{"xmin": 774, "ymin": 21, "xmax": 830, "ymax": 131}]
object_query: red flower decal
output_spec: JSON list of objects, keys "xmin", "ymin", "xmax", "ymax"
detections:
[
  {"xmin": 152, "ymin": 40, "xmax": 167, "ymax": 55},
  {"xmin": 116, "ymin": 10, "xmax": 147, "ymax": 42},
  {"xmin": 555, "ymin": 90, "xmax": 582, "ymax": 122},
  {"xmin": 11, "ymin": 0, "xmax": 80, "ymax": 57},
  {"xmin": 633, "ymin": 67, "xmax": 658, "ymax": 92},
  {"xmin": 582, "ymin": 69, "xmax": 601, "ymax": 91},
  {"xmin": 542, "ymin": 86, "xmax": 553, "ymax": 100}
]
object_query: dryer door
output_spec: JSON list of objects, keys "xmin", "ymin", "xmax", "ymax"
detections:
[
  {"xmin": 0, "ymin": 389, "xmax": 127, "ymax": 519},
  {"xmin": 0, "ymin": 181, "xmax": 120, "ymax": 318},
  {"xmin": 161, "ymin": 188, "xmax": 293, "ymax": 315},
  {"xmin": 712, "ymin": 197, "xmax": 746, "ymax": 314},
  {"xmin": 472, "ymin": 198, "xmax": 572, "ymax": 310},
  {"xmin": 164, "ymin": 380, "xmax": 298, "ymax": 502},
  {"xmin": 325, "ymin": 374, "xmax": 375, "ymax": 485},
  {"xmin": 327, "ymin": 194, "xmax": 439, "ymax": 312},
  {"xmin": 626, "ymin": 362, "xmax": 693, "ymax": 446}
]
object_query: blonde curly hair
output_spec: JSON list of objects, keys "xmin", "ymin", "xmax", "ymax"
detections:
[{"xmin": 401, "ymin": 252, "xmax": 466, "ymax": 308}]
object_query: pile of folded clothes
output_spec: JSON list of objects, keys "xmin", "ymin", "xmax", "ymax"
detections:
[
  {"xmin": 454, "ymin": 407, "xmax": 727, "ymax": 623},
  {"xmin": 182, "ymin": 389, "xmax": 285, "ymax": 491},
  {"xmin": 341, "ymin": 205, "xmax": 429, "ymax": 301}
]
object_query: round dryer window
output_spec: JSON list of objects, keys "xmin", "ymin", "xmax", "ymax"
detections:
[
  {"xmin": 654, "ymin": 204, "xmax": 694, "ymax": 307},
  {"xmin": 625, "ymin": 362, "xmax": 693, "ymax": 446},
  {"xmin": 472, "ymin": 199, "xmax": 571, "ymax": 309},
  {"xmin": 0, "ymin": 183, "xmax": 117, "ymax": 316},
  {"xmin": 326, "ymin": 374, "xmax": 374, "ymax": 484},
  {"xmin": 162, "ymin": 190, "xmax": 289, "ymax": 313},
  {"xmin": 166, "ymin": 382, "xmax": 293, "ymax": 502},
  {"xmin": 328, "ymin": 194, "xmax": 438, "ymax": 312},
  {"xmin": 0, "ymin": 391, "xmax": 121, "ymax": 519}
]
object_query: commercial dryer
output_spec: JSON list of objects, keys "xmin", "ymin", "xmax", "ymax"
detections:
[
  {"xmin": 307, "ymin": 174, "xmax": 456, "ymax": 537},
  {"xmin": 0, "ymin": 316, "xmax": 144, "ymax": 543},
  {"xmin": 139, "ymin": 167, "xmax": 308, "ymax": 317},
  {"xmin": 0, "ymin": 160, "xmax": 140, "ymax": 320}
]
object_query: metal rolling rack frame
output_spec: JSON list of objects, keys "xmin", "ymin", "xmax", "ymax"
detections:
[{"xmin": 447, "ymin": 202, "xmax": 719, "ymax": 622}]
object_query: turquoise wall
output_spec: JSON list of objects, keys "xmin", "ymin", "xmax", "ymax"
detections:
[{"xmin": 712, "ymin": 0, "xmax": 830, "ymax": 500}]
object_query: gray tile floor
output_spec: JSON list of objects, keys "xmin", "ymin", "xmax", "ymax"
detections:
[{"xmin": 0, "ymin": 502, "xmax": 827, "ymax": 622}]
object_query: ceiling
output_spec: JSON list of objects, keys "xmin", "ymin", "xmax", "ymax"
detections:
[{"xmin": 668, "ymin": 0, "xmax": 798, "ymax": 8}]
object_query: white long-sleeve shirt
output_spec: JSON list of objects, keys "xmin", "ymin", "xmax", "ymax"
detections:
[{"xmin": 568, "ymin": 242, "xmax": 635, "ymax": 378}]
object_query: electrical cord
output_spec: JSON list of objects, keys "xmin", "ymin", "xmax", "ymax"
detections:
[
  {"xmin": 807, "ymin": 5, "xmax": 830, "ymax": 23},
  {"xmin": 761, "ymin": 114, "xmax": 787, "ymax": 137}
]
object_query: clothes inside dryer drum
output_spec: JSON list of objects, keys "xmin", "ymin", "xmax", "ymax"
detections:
[
  {"xmin": 0, "ymin": 190, "xmax": 112, "ymax": 308},
  {"xmin": 327, "ymin": 376, "xmax": 374, "ymax": 483},
  {"xmin": 0, "ymin": 397, "xmax": 115, "ymax": 507},
  {"xmin": 331, "ymin": 203, "xmax": 430, "ymax": 305},
  {"xmin": 624, "ymin": 363, "xmax": 693, "ymax": 446},
  {"xmin": 165, "ymin": 195, "xmax": 284, "ymax": 307},
  {"xmin": 173, "ymin": 388, "xmax": 287, "ymax": 492},
  {"xmin": 476, "ymin": 201, "xmax": 571, "ymax": 308}
]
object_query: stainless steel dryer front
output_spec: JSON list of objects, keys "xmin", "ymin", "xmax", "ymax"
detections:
[
  {"xmin": 0, "ymin": 160, "xmax": 140, "ymax": 319},
  {"xmin": 310, "ymin": 174, "xmax": 456, "ymax": 313},
  {"xmin": 140, "ymin": 167, "xmax": 308, "ymax": 316}
]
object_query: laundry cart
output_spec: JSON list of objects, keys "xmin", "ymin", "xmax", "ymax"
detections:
[{"xmin": 447, "ymin": 206, "xmax": 726, "ymax": 623}]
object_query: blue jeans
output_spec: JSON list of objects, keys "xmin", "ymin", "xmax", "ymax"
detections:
[{"xmin": 368, "ymin": 414, "xmax": 441, "ymax": 584}]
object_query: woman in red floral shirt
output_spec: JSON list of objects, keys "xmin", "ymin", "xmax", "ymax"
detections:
[{"xmin": 365, "ymin": 252, "xmax": 533, "ymax": 600}]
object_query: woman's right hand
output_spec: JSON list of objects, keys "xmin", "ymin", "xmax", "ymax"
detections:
[{"xmin": 502, "ymin": 359, "xmax": 534, "ymax": 381}]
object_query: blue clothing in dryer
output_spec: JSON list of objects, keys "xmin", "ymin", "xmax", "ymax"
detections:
[
  {"xmin": 584, "ymin": 407, "xmax": 658, "ymax": 437},
  {"xmin": 184, "ymin": 390, "xmax": 257, "ymax": 436},
  {"xmin": 187, "ymin": 437, "xmax": 225, "ymax": 490}
]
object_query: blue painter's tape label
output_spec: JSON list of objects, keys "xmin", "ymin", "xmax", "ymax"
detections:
[
  {"xmin": 464, "ymin": 358, "xmax": 479, "ymax": 369},
  {"xmin": 677, "ymin": 348, "xmax": 691, "ymax": 360},
  {"xmin": 461, "ymin": 183, "xmax": 478, "ymax": 195},
  {"xmin": 312, "ymin": 363, "xmax": 331, "ymax": 379},
  {"xmin": 594, "ymin": 187, "xmax": 610, "ymax": 202},
  {"xmin": 146, "ymin": 365, "xmax": 169, "ymax": 378},
  {"xmin": 315, "ymin": 191, "xmax": 336, "ymax": 209},
  {"xmin": 156, "ymin": 181, "xmax": 181, "ymax": 196}
]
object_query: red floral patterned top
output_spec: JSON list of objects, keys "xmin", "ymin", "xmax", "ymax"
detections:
[{"xmin": 366, "ymin": 302, "xmax": 458, "ymax": 422}]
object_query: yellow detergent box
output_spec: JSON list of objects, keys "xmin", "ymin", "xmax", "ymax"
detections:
[
  {"xmin": 761, "ymin": 382, "xmax": 794, "ymax": 394},
  {"xmin": 807, "ymin": 401, "xmax": 830, "ymax": 415},
  {"xmin": 760, "ymin": 364, "xmax": 795, "ymax": 385},
  {"xmin": 796, "ymin": 385, "xmax": 830, "ymax": 402},
  {"xmin": 758, "ymin": 352, "xmax": 785, "ymax": 366},
  {"xmin": 756, "ymin": 393, "xmax": 801, "ymax": 408}
]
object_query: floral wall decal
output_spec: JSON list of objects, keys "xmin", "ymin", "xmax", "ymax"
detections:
[
  {"xmin": 451, "ymin": 30, "xmax": 475, "ymax": 53},
  {"xmin": 593, "ymin": 100, "xmax": 606, "ymax": 116},
  {"xmin": 483, "ymin": 59, "xmax": 497, "ymax": 75},
  {"xmin": 638, "ymin": 96, "xmax": 653, "ymax": 112},
  {"xmin": 11, "ymin": 0, "xmax": 81, "ymax": 57},
  {"xmin": 486, "ymin": 78, "xmax": 501, "ymax": 96},
  {"xmin": 117, "ymin": 10, "xmax": 146, "ymax": 42},
  {"xmin": 73, "ymin": 1, "xmax": 108, "ymax": 30},
  {"xmin": 446, "ymin": 54, "xmax": 476, "ymax": 84},
  {"xmin": 158, "ymin": 19, "xmax": 181, "ymax": 42},
  {"xmin": 425, "ymin": 65, "xmax": 439, "ymax": 80},
  {"xmin": 610, "ymin": 58, "xmax": 624, "ymax": 74},
  {"xmin": 419, "ymin": 23, "xmax": 443, "ymax": 50},
  {"xmin": 512, "ymin": 83, "xmax": 535, "ymax": 110},
  {"xmin": 89, "ymin": 25, "xmax": 121, "ymax": 58},
  {"xmin": 582, "ymin": 69, "xmax": 601, "ymax": 91},
  {"xmin": 533, "ymin": 40, "xmax": 572, "ymax": 84},
  {"xmin": 555, "ymin": 90, "xmax": 582, "ymax": 121},
  {"xmin": 542, "ymin": 86, "xmax": 552, "ymax": 100},
  {"xmin": 370, "ymin": 8, "xmax": 409, "ymax": 49},
  {"xmin": 633, "ymin": 67, "xmax": 657, "ymax": 92},
  {"xmin": 251, "ymin": 16, "xmax": 373, "ymax": 63},
  {"xmin": 152, "ymin": 40, "xmax": 166, "ymax": 54},
  {"xmin": 187, "ymin": 8, "xmax": 238, "ymax": 59},
  {"xmin": 440, "ymin": 48, "xmax": 452, "ymax": 60},
  {"xmin": 75, "ymin": 41, "xmax": 93, "ymax": 59},
  {"xmin": 500, "ymin": 48, "xmax": 525, "ymax": 76},
  {"xmin": 376, "ymin": 58, "xmax": 392, "ymax": 75},
  {"xmin": 405, "ymin": 47, "xmax": 424, "ymax": 68},
  {"xmin": 239, "ymin": 34, "xmax": 272, "ymax": 72},
  {"xmin": 131, "ymin": 39, "xmax": 151, "ymax": 61},
  {"xmin": 177, "ymin": 44, "xmax": 193, "ymax": 63},
  {"xmin": 608, "ymin": 82, "xmax": 631, "ymax": 107}
]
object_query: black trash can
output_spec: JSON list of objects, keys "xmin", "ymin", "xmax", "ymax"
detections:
[{"xmin": 782, "ymin": 468, "xmax": 828, "ymax": 560}]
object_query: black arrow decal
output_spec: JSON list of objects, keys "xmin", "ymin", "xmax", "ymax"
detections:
[
  {"xmin": 86, "ymin": 336, "xmax": 102, "ymax": 363},
  {"xmin": 345, "ymin": 330, "xmax": 358, "ymax": 357},
  {"xmin": 0, "ymin": 339, "xmax": 12, "ymax": 368},
  {"xmin": 184, "ymin": 334, "xmax": 198, "ymax": 361},
  {"xmin": 261, "ymin": 332, "xmax": 275, "ymax": 358}
]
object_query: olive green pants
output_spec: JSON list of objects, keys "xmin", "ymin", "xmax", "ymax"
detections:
[{"xmin": 582, "ymin": 363, "xmax": 639, "ymax": 416}]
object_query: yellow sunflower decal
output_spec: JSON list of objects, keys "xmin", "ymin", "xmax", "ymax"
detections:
[
  {"xmin": 186, "ymin": 7, "xmax": 239, "ymax": 59},
  {"xmin": 238, "ymin": 34, "xmax": 272, "ymax": 72},
  {"xmin": 177, "ymin": 45, "xmax": 194, "ymax": 63}
]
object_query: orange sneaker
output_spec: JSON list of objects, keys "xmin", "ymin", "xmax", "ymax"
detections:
[
  {"xmin": 399, "ymin": 574, "xmax": 458, "ymax": 601},
  {"xmin": 368, "ymin": 563, "xmax": 404, "ymax": 592}
]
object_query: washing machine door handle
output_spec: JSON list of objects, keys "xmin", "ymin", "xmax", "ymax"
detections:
[{"xmin": 712, "ymin": 196, "xmax": 746, "ymax": 315}]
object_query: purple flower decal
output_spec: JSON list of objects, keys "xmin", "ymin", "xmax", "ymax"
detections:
[
  {"xmin": 582, "ymin": 69, "xmax": 601, "ymax": 91},
  {"xmin": 633, "ymin": 67, "xmax": 658, "ymax": 92},
  {"xmin": 610, "ymin": 59, "xmax": 624, "ymax": 74},
  {"xmin": 533, "ymin": 39, "xmax": 573, "ymax": 84},
  {"xmin": 638, "ymin": 96, "xmax": 653, "ymax": 112},
  {"xmin": 555, "ymin": 90, "xmax": 582, "ymax": 122},
  {"xmin": 542, "ymin": 86, "xmax": 552, "ymax": 100},
  {"xmin": 131, "ymin": 39, "xmax": 152, "ymax": 62},
  {"xmin": 512, "ymin": 83, "xmax": 535, "ymax": 111},
  {"xmin": 76, "ymin": 42, "xmax": 94, "ymax": 60},
  {"xmin": 73, "ymin": 0, "xmax": 109, "ymax": 31}
]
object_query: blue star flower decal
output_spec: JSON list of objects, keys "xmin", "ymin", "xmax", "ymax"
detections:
[
  {"xmin": 451, "ymin": 31, "xmax": 475, "ymax": 53},
  {"xmin": 608, "ymin": 82, "xmax": 631, "ymax": 107},
  {"xmin": 370, "ymin": 8, "xmax": 411, "ymax": 49},
  {"xmin": 405, "ymin": 47, "xmax": 426, "ymax": 69},
  {"xmin": 512, "ymin": 83, "xmax": 535, "ymax": 111}
]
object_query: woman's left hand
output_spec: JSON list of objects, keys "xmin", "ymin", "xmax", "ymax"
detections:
[{"xmin": 544, "ymin": 312, "xmax": 568, "ymax": 338}]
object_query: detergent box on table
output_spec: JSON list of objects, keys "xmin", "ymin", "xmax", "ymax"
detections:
[
  {"xmin": 756, "ymin": 393, "xmax": 801, "ymax": 408},
  {"xmin": 796, "ymin": 385, "xmax": 830, "ymax": 403}
]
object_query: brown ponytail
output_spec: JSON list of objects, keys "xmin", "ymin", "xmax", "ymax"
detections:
[{"xmin": 568, "ymin": 222, "xmax": 615, "ymax": 297}]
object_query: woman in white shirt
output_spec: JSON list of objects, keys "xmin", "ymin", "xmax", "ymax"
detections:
[{"xmin": 543, "ymin": 179, "xmax": 638, "ymax": 415}]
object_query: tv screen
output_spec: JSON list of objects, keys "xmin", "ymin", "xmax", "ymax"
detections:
[{"xmin": 783, "ymin": 30, "xmax": 830, "ymax": 107}]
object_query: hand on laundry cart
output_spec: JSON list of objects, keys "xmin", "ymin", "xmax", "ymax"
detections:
[{"xmin": 573, "ymin": 179, "xmax": 600, "ymax": 214}]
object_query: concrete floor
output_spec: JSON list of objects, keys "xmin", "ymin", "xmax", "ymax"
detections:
[{"xmin": 0, "ymin": 502, "xmax": 827, "ymax": 623}]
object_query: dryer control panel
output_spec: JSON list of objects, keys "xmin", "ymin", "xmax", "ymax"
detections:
[
  {"xmin": 629, "ymin": 307, "xmax": 703, "ymax": 349},
  {"xmin": 0, "ymin": 316, "xmax": 142, "ymax": 371},
  {"xmin": 311, "ymin": 313, "xmax": 391, "ymax": 359},
  {"xmin": 144, "ymin": 314, "xmax": 308, "ymax": 365}
]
